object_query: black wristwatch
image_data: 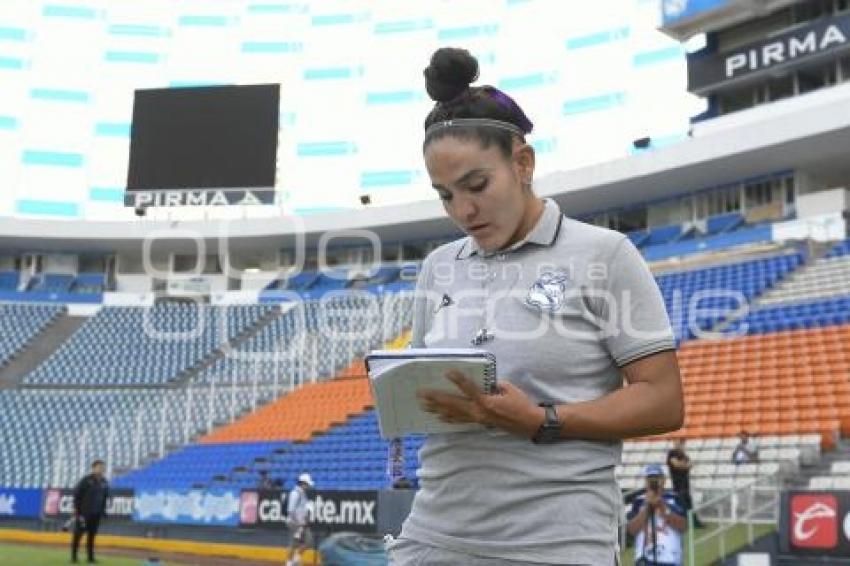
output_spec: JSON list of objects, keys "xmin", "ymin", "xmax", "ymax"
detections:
[{"xmin": 532, "ymin": 402, "xmax": 561, "ymax": 444}]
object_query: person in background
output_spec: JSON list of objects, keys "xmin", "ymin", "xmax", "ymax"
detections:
[
  {"xmin": 732, "ymin": 431, "xmax": 759, "ymax": 465},
  {"xmin": 285, "ymin": 473, "xmax": 314, "ymax": 566},
  {"xmin": 258, "ymin": 469, "xmax": 274, "ymax": 490},
  {"xmin": 387, "ymin": 437, "xmax": 407, "ymax": 488},
  {"xmin": 627, "ymin": 464, "xmax": 687, "ymax": 566},
  {"xmin": 71, "ymin": 459, "xmax": 109, "ymax": 564},
  {"xmin": 666, "ymin": 438, "xmax": 702, "ymax": 528}
]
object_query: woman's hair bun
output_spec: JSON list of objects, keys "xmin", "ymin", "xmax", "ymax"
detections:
[{"xmin": 423, "ymin": 47, "xmax": 479, "ymax": 103}]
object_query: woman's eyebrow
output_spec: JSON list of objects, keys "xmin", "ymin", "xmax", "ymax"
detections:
[{"xmin": 431, "ymin": 167, "xmax": 488, "ymax": 190}]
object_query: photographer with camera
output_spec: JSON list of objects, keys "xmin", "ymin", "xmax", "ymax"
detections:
[{"xmin": 627, "ymin": 464, "xmax": 687, "ymax": 566}]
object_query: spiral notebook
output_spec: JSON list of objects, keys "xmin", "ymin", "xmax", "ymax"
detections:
[{"xmin": 365, "ymin": 348, "xmax": 497, "ymax": 438}]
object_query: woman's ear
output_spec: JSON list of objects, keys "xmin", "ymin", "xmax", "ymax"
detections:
[{"xmin": 514, "ymin": 143, "xmax": 536, "ymax": 187}]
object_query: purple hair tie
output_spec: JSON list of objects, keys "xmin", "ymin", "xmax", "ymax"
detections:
[{"xmin": 487, "ymin": 88, "xmax": 533, "ymax": 134}]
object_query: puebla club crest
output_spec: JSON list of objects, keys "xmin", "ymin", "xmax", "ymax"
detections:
[{"xmin": 525, "ymin": 269, "xmax": 572, "ymax": 311}]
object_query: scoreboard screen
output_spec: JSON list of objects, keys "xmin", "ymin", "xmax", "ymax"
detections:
[{"xmin": 125, "ymin": 84, "xmax": 279, "ymax": 207}]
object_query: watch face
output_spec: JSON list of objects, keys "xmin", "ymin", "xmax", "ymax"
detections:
[{"xmin": 540, "ymin": 425, "xmax": 561, "ymax": 443}]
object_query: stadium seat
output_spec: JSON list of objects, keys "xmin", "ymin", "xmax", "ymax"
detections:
[
  {"xmin": 655, "ymin": 251, "xmax": 803, "ymax": 340},
  {"xmin": 23, "ymin": 303, "xmax": 273, "ymax": 386},
  {"xmin": 665, "ymin": 324, "xmax": 850, "ymax": 448},
  {"xmin": 705, "ymin": 212, "xmax": 744, "ymax": 235},
  {"xmin": 199, "ymin": 377, "xmax": 375, "ymax": 444},
  {"xmin": 0, "ymin": 304, "xmax": 63, "ymax": 369},
  {"xmin": 0, "ymin": 271, "xmax": 19, "ymax": 291}
]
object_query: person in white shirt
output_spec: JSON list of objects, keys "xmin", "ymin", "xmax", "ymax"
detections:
[{"xmin": 285, "ymin": 473, "xmax": 314, "ymax": 566}]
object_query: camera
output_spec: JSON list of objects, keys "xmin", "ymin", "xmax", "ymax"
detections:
[{"xmin": 648, "ymin": 479, "xmax": 661, "ymax": 493}]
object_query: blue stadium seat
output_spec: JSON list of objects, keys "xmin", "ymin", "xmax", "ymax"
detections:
[
  {"xmin": 705, "ymin": 212, "xmax": 744, "ymax": 235},
  {"xmin": 728, "ymin": 296, "xmax": 850, "ymax": 335},
  {"xmin": 0, "ymin": 271, "xmax": 19, "ymax": 291},
  {"xmin": 825, "ymin": 238, "xmax": 850, "ymax": 259},
  {"xmin": 645, "ymin": 224, "xmax": 682, "ymax": 246},
  {"xmin": 114, "ymin": 409, "xmax": 425, "ymax": 492},
  {"xmin": 27, "ymin": 273, "xmax": 74, "ymax": 293},
  {"xmin": 655, "ymin": 252, "xmax": 803, "ymax": 340},
  {"xmin": 71, "ymin": 272, "xmax": 106, "ymax": 294},
  {"xmin": 0, "ymin": 304, "xmax": 63, "ymax": 368},
  {"xmin": 23, "ymin": 304, "xmax": 273, "ymax": 386}
]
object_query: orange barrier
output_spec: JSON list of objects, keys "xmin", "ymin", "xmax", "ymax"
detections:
[{"xmin": 657, "ymin": 324, "xmax": 850, "ymax": 448}]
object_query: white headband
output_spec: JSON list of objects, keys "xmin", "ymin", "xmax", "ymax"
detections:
[{"xmin": 424, "ymin": 118, "xmax": 526, "ymax": 141}]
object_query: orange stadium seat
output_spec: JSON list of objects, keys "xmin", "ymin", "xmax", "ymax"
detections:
[
  {"xmin": 657, "ymin": 325, "xmax": 850, "ymax": 449},
  {"xmin": 198, "ymin": 332, "xmax": 410, "ymax": 444},
  {"xmin": 199, "ymin": 376, "xmax": 374, "ymax": 443}
]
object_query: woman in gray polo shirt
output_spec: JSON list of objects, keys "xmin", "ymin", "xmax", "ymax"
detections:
[{"xmin": 388, "ymin": 48, "xmax": 684, "ymax": 565}]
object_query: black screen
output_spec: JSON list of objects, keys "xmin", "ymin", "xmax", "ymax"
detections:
[{"xmin": 126, "ymin": 84, "xmax": 279, "ymax": 194}]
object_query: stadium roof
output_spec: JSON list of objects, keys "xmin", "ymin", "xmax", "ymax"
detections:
[{"xmin": 1, "ymin": 83, "xmax": 849, "ymax": 254}]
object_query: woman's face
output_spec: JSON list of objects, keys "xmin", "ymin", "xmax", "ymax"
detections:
[{"xmin": 424, "ymin": 135, "xmax": 535, "ymax": 253}]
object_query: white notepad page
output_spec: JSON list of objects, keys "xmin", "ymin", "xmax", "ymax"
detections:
[{"xmin": 366, "ymin": 349, "xmax": 497, "ymax": 438}]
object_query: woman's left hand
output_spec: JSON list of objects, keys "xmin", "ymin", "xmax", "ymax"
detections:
[{"xmin": 418, "ymin": 370, "xmax": 546, "ymax": 439}]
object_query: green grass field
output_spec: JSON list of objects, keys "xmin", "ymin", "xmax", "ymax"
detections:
[
  {"xmin": 0, "ymin": 542, "xmax": 190, "ymax": 566},
  {"xmin": 620, "ymin": 523, "xmax": 776, "ymax": 566},
  {"xmin": 0, "ymin": 524, "xmax": 775, "ymax": 566}
]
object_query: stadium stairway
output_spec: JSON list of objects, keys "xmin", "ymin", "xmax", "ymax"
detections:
[
  {"xmin": 755, "ymin": 240, "xmax": 850, "ymax": 306},
  {"xmin": 0, "ymin": 309, "xmax": 86, "ymax": 389},
  {"xmin": 711, "ymin": 239, "xmax": 847, "ymax": 331},
  {"xmin": 169, "ymin": 305, "xmax": 287, "ymax": 388},
  {"xmin": 655, "ymin": 249, "xmax": 804, "ymax": 341},
  {"xmin": 22, "ymin": 304, "xmax": 278, "ymax": 388},
  {"xmin": 792, "ymin": 436, "xmax": 850, "ymax": 489},
  {"xmin": 705, "ymin": 243, "xmax": 829, "ymax": 335}
]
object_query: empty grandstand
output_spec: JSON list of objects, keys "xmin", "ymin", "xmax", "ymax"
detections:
[{"xmin": 0, "ymin": 1, "xmax": 849, "ymax": 565}]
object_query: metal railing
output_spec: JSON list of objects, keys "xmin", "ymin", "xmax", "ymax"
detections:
[
  {"xmin": 686, "ymin": 473, "xmax": 781, "ymax": 566},
  {"xmin": 619, "ymin": 474, "xmax": 782, "ymax": 566}
]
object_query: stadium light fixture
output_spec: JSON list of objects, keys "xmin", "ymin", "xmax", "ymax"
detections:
[{"xmin": 632, "ymin": 137, "xmax": 651, "ymax": 150}]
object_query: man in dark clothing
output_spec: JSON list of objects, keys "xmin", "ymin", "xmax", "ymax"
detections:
[
  {"xmin": 258, "ymin": 470, "xmax": 274, "ymax": 490},
  {"xmin": 666, "ymin": 439, "xmax": 702, "ymax": 528},
  {"xmin": 71, "ymin": 459, "xmax": 109, "ymax": 564},
  {"xmin": 732, "ymin": 431, "xmax": 759, "ymax": 465}
]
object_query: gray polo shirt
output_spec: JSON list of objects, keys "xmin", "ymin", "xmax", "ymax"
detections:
[{"xmin": 399, "ymin": 199, "xmax": 675, "ymax": 564}]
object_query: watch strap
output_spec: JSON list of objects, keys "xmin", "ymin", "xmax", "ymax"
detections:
[{"xmin": 532, "ymin": 402, "xmax": 561, "ymax": 444}]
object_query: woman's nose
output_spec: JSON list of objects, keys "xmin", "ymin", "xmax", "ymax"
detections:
[{"xmin": 454, "ymin": 194, "xmax": 478, "ymax": 221}]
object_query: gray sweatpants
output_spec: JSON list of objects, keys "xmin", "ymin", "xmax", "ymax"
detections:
[{"xmin": 387, "ymin": 537, "xmax": 611, "ymax": 566}]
